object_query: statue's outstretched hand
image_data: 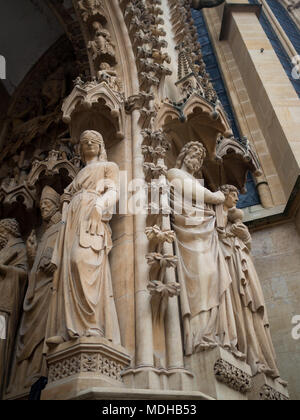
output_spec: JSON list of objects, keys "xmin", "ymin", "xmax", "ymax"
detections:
[
  {"xmin": 231, "ymin": 223, "xmax": 251, "ymax": 243},
  {"xmin": 42, "ymin": 262, "xmax": 57, "ymax": 276},
  {"xmin": 87, "ymin": 206, "xmax": 103, "ymax": 236},
  {"xmin": 61, "ymin": 192, "xmax": 72, "ymax": 205}
]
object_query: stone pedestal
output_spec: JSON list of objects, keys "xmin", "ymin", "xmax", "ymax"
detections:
[
  {"xmin": 248, "ymin": 373, "xmax": 290, "ymax": 400},
  {"xmin": 42, "ymin": 337, "xmax": 131, "ymax": 400},
  {"xmin": 186, "ymin": 347, "xmax": 252, "ymax": 400}
]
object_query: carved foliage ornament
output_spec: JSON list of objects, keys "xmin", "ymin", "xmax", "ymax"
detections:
[
  {"xmin": 48, "ymin": 353, "xmax": 125, "ymax": 383},
  {"xmin": 259, "ymin": 385, "xmax": 289, "ymax": 401},
  {"xmin": 78, "ymin": 0, "xmax": 106, "ymax": 23},
  {"xmin": 214, "ymin": 359, "xmax": 252, "ymax": 394}
]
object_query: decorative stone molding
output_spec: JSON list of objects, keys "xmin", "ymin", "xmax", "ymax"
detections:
[
  {"xmin": 146, "ymin": 253, "xmax": 179, "ymax": 269},
  {"xmin": 78, "ymin": 0, "xmax": 107, "ymax": 23},
  {"xmin": 119, "ymin": 0, "xmax": 172, "ymax": 95},
  {"xmin": 214, "ymin": 359, "xmax": 252, "ymax": 394},
  {"xmin": 259, "ymin": 384, "xmax": 289, "ymax": 401},
  {"xmin": 168, "ymin": 0, "xmax": 219, "ymax": 104},
  {"xmin": 48, "ymin": 352, "xmax": 125, "ymax": 383},
  {"xmin": 147, "ymin": 280, "xmax": 180, "ymax": 299},
  {"xmin": 46, "ymin": 338, "xmax": 131, "ymax": 385},
  {"xmin": 147, "ymin": 280, "xmax": 181, "ymax": 326},
  {"xmin": 145, "ymin": 225, "xmax": 176, "ymax": 244}
]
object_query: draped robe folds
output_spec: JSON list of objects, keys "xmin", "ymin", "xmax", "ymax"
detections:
[
  {"xmin": 45, "ymin": 162, "xmax": 121, "ymax": 349},
  {"xmin": 0, "ymin": 238, "xmax": 27, "ymax": 398},
  {"xmin": 171, "ymin": 183, "xmax": 238, "ymax": 356},
  {"xmin": 218, "ymin": 222, "xmax": 280, "ymax": 379},
  {"xmin": 6, "ymin": 218, "xmax": 61, "ymax": 397}
]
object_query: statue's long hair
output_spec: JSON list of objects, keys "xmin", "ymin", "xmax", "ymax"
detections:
[
  {"xmin": 79, "ymin": 130, "xmax": 108, "ymax": 164},
  {"xmin": 219, "ymin": 184, "xmax": 239, "ymax": 197},
  {"xmin": 0, "ymin": 219, "xmax": 21, "ymax": 238},
  {"xmin": 175, "ymin": 141, "xmax": 207, "ymax": 169}
]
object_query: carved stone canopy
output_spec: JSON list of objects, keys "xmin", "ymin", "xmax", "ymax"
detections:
[
  {"xmin": 62, "ymin": 80, "xmax": 125, "ymax": 147},
  {"xmin": 0, "ymin": 182, "xmax": 36, "ymax": 213},
  {"xmin": 157, "ymin": 95, "xmax": 262, "ymax": 192},
  {"xmin": 158, "ymin": 93, "xmax": 233, "ymax": 160},
  {"xmin": 215, "ymin": 136, "xmax": 262, "ymax": 193},
  {"xmin": 27, "ymin": 150, "xmax": 81, "ymax": 195}
]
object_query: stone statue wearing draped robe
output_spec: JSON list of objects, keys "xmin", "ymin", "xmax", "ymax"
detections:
[
  {"xmin": 167, "ymin": 142, "xmax": 241, "ymax": 358},
  {"xmin": 6, "ymin": 186, "xmax": 61, "ymax": 399},
  {"xmin": 0, "ymin": 219, "xmax": 27, "ymax": 399},
  {"xmin": 217, "ymin": 184, "xmax": 286, "ymax": 385},
  {"xmin": 45, "ymin": 130, "xmax": 121, "ymax": 350}
]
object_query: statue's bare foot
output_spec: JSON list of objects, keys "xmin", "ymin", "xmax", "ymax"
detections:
[
  {"xmin": 195, "ymin": 341, "xmax": 218, "ymax": 352},
  {"xmin": 232, "ymin": 349, "xmax": 247, "ymax": 361},
  {"xmin": 84, "ymin": 328, "xmax": 104, "ymax": 338},
  {"xmin": 68, "ymin": 330, "xmax": 80, "ymax": 340},
  {"xmin": 256, "ymin": 363, "xmax": 271, "ymax": 375},
  {"xmin": 46, "ymin": 336, "xmax": 64, "ymax": 346},
  {"xmin": 276, "ymin": 377, "xmax": 288, "ymax": 388}
]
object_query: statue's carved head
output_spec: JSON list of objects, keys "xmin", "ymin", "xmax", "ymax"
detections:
[
  {"xmin": 220, "ymin": 184, "xmax": 239, "ymax": 209},
  {"xmin": 176, "ymin": 141, "xmax": 207, "ymax": 173},
  {"xmin": 100, "ymin": 62, "xmax": 111, "ymax": 71},
  {"xmin": 0, "ymin": 218, "xmax": 21, "ymax": 249},
  {"xmin": 40, "ymin": 186, "xmax": 60, "ymax": 222},
  {"xmin": 79, "ymin": 130, "xmax": 107, "ymax": 164}
]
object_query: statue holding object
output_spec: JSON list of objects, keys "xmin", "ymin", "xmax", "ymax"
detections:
[
  {"xmin": 45, "ymin": 130, "xmax": 121, "ymax": 349},
  {"xmin": 6, "ymin": 187, "xmax": 62, "ymax": 399}
]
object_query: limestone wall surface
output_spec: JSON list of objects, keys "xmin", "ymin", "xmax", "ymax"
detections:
[{"xmin": 252, "ymin": 222, "xmax": 300, "ymax": 399}]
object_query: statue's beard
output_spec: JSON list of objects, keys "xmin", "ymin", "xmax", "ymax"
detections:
[
  {"xmin": 0, "ymin": 235, "xmax": 8, "ymax": 250},
  {"xmin": 185, "ymin": 157, "xmax": 203, "ymax": 174}
]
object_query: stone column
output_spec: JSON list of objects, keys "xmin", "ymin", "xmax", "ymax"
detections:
[{"xmin": 132, "ymin": 116, "xmax": 154, "ymax": 371}]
